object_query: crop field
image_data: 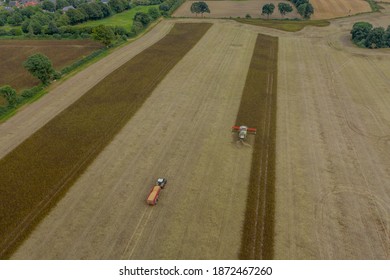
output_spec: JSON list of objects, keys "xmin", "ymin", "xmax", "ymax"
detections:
[
  {"xmin": 173, "ymin": 0, "xmax": 300, "ymax": 19},
  {"xmin": 2, "ymin": 3, "xmax": 390, "ymax": 260},
  {"xmin": 310, "ymin": 0, "xmax": 371, "ymax": 19},
  {"xmin": 0, "ymin": 40, "xmax": 103, "ymax": 91},
  {"xmin": 236, "ymin": 34, "xmax": 278, "ymax": 260},
  {"xmin": 0, "ymin": 23, "xmax": 212, "ymax": 259}
]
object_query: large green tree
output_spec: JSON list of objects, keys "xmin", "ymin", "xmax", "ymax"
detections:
[
  {"xmin": 66, "ymin": 8, "xmax": 87, "ymax": 24},
  {"xmin": 351, "ymin": 22, "xmax": 373, "ymax": 43},
  {"xmin": 0, "ymin": 86, "xmax": 18, "ymax": 107},
  {"xmin": 297, "ymin": 2, "xmax": 314, "ymax": 19},
  {"xmin": 23, "ymin": 54, "xmax": 55, "ymax": 85},
  {"xmin": 262, "ymin": 3, "xmax": 275, "ymax": 19},
  {"xmin": 42, "ymin": 0, "xmax": 56, "ymax": 12},
  {"xmin": 278, "ymin": 2, "xmax": 293, "ymax": 17},
  {"xmin": 365, "ymin": 27, "xmax": 385, "ymax": 48},
  {"xmin": 190, "ymin": 2, "xmax": 210, "ymax": 17},
  {"xmin": 92, "ymin": 25, "xmax": 115, "ymax": 46}
]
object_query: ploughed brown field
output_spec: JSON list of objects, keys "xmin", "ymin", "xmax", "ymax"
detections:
[{"xmin": 0, "ymin": 40, "xmax": 103, "ymax": 91}]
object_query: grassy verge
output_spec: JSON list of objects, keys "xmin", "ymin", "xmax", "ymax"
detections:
[
  {"xmin": 235, "ymin": 18, "xmax": 330, "ymax": 32},
  {"xmin": 0, "ymin": 22, "xmax": 212, "ymax": 259},
  {"xmin": 366, "ymin": 0, "xmax": 382, "ymax": 12},
  {"xmin": 237, "ymin": 34, "xmax": 278, "ymax": 259}
]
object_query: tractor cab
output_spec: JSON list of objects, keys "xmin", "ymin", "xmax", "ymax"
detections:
[{"xmin": 156, "ymin": 178, "xmax": 167, "ymax": 188}]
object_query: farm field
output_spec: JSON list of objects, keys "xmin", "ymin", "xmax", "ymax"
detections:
[
  {"xmin": 173, "ymin": 0, "xmax": 300, "ymax": 19},
  {"xmin": 11, "ymin": 21, "xmax": 258, "ymax": 259},
  {"xmin": 0, "ymin": 40, "xmax": 103, "ymax": 91},
  {"xmin": 275, "ymin": 8, "xmax": 390, "ymax": 258},
  {"xmin": 2, "ymin": 3, "xmax": 390, "ymax": 260},
  {"xmin": 310, "ymin": 0, "xmax": 371, "ymax": 20},
  {"xmin": 0, "ymin": 22, "xmax": 211, "ymax": 259}
]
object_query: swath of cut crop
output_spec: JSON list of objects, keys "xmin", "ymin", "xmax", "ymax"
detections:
[
  {"xmin": 237, "ymin": 34, "xmax": 278, "ymax": 260},
  {"xmin": 0, "ymin": 23, "xmax": 212, "ymax": 259}
]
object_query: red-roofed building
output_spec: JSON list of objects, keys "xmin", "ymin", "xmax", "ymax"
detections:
[{"xmin": 23, "ymin": 1, "xmax": 39, "ymax": 7}]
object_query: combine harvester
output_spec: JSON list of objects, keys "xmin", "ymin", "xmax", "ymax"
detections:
[
  {"xmin": 146, "ymin": 178, "xmax": 167, "ymax": 206},
  {"xmin": 232, "ymin": 125, "xmax": 257, "ymax": 145}
]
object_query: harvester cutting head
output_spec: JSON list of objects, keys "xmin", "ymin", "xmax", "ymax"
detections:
[{"xmin": 232, "ymin": 125, "xmax": 257, "ymax": 140}]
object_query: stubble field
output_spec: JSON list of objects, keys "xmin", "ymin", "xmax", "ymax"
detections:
[
  {"xmin": 310, "ymin": 0, "xmax": 371, "ymax": 19},
  {"xmin": 275, "ymin": 7, "xmax": 390, "ymax": 258},
  {"xmin": 2, "ymin": 2, "xmax": 390, "ymax": 260}
]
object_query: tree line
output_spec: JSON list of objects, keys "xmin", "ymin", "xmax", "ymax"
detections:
[
  {"xmin": 351, "ymin": 22, "xmax": 390, "ymax": 49},
  {"xmin": 261, "ymin": 3, "xmax": 293, "ymax": 19},
  {"xmin": 0, "ymin": 0, "xmax": 183, "ymax": 38},
  {"xmin": 287, "ymin": 0, "xmax": 314, "ymax": 19}
]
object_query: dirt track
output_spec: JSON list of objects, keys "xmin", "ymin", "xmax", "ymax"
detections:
[{"xmin": 6, "ymin": 4, "xmax": 390, "ymax": 259}]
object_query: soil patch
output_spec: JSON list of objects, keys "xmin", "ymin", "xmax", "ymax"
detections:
[{"xmin": 0, "ymin": 40, "xmax": 103, "ymax": 91}]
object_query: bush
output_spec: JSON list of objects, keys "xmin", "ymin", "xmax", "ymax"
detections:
[
  {"xmin": 351, "ymin": 22, "xmax": 373, "ymax": 43},
  {"xmin": 148, "ymin": 7, "xmax": 161, "ymax": 20},
  {"xmin": 365, "ymin": 27, "xmax": 385, "ymax": 48},
  {"xmin": 131, "ymin": 20, "xmax": 144, "ymax": 35},
  {"xmin": 9, "ymin": 29, "xmax": 22, "ymax": 36},
  {"xmin": 350, "ymin": 22, "xmax": 389, "ymax": 48},
  {"xmin": 134, "ymin": 12, "xmax": 151, "ymax": 26},
  {"xmin": 20, "ymin": 85, "xmax": 43, "ymax": 98}
]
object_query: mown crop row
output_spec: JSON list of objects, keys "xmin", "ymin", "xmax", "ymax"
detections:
[
  {"xmin": 237, "ymin": 34, "xmax": 278, "ymax": 260},
  {"xmin": 0, "ymin": 23, "xmax": 212, "ymax": 259}
]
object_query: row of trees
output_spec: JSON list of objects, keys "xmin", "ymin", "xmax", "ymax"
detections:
[
  {"xmin": 130, "ymin": 7, "xmax": 160, "ymax": 34},
  {"xmin": 288, "ymin": 0, "xmax": 314, "ymax": 19},
  {"xmin": 351, "ymin": 22, "xmax": 390, "ymax": 49},
  {"xmin": 261, "ymin": 3, "xmax": 293, "ymax": 19},
  {"xmin": 0, "ymin": 0, "xmax": 133, "ymax": 27}
]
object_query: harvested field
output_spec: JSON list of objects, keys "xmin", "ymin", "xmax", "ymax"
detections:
[
  {"xmin": 4, "ymin": 5, "xmax": 390, "ymax": 260},
  {"xmin": 310, "ymin": 0, "xmax": 371, "ymax": 20},
  {"xmin": 237, "ymin": 34, "xmax": 278, "ymax": 260},
  {"xmin": 11, "ymin": 21, "xmax": 258, "ymax": 260},
  {"xmin": 173, "ymin": 0, "xmax": 301, "ymax": 19},
  {"xmin": 0, "ymin": 40, "xmax": 103, "ymax": 91},
  {"xmin": 0, "ymin": 23, "xmax": 212, "ymax": 259},
  {"xmin": 275, "ymin": 14, "xmax": 390, "ymax": 258}
]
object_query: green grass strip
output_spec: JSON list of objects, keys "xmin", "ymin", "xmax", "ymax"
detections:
[
  {"xmin": 237, "ymin": 34, "xmax": 278, "ymax": 260},
  {"xmin": 235, "ymin": 18, "xmax": 330, "ymax": 32},
  {"xmin": 0, "ymin": 23, "xmax": 212, "ymax": 259},
  {"xmin": 77, "ymin": 6, "xmax": 159, "ymax": 30}
]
